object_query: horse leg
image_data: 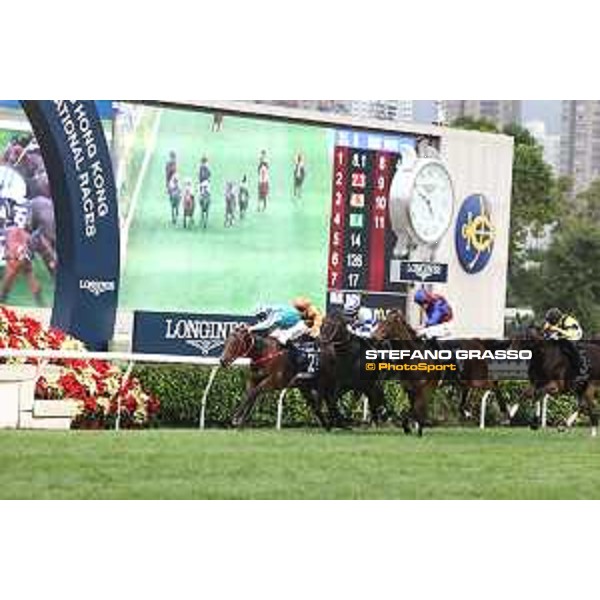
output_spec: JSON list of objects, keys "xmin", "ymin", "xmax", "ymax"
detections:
[
  {"xmin": 402, "ymin": 386, "xmax": 415, "ymax": 435},
  {"xmin": 494, "ymin": 385, "xmax": 513, "ymax": 425},
  {"xmin": 231, "ymin": 383, "xmax": 262, "ymax": 428},
  {"xmin": 413, "ymin": 388, "xmax": 429, "ymax": 438},
  {"xmin": 530, "ymin": 389, "xmax": 542, "ymax": 431},
  {"xmin": 24, "ymin": 265, "xmax": 42, "ymax": 306},
  {"xmin": 0, "ymin": 261, "xmax": 20, "ymax": 302},
  {"xmin": 365, "ymin": 384, "xmax": 386, "ymax": 427},
  {"xmin": 459, "ymin": 387, "xmax": 472, "ymax": 421},
  {"xmin": 300, "ymin": 388, "xmax": 330, "ymax": 431},
  {"xmin": 580, "ymin": 386, "xmax": 598, "ymax": 437}
]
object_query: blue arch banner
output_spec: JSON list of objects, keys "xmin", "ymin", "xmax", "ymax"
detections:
[{"xmin": 21, "ymin": 100, "xmax": 120, "ymax": 350}]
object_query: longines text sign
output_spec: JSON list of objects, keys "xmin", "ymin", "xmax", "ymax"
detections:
[{"xmin": 132, "ymin": 312, "xmax": 253, "ymax": 357}]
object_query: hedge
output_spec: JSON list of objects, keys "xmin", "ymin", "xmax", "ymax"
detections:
[{"xmin": 133, "ymin": 364, "xmax": 581, "ymax": 429}]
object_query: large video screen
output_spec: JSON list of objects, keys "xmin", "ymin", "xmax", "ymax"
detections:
[{"xmin": 116, "ymin": 102, "xmax": 433, "ymax": 316}]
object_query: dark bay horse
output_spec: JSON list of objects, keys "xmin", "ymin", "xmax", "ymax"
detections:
[
  {"xmin": 318, "ymin": 312, "xmax": 388, "ymax": 427},
  {"xmin": 28, "ymin": 196, "xmax": 57, "ymax": 277},
  {"xmin": 373, "ymin": 310, "xmax": 516, "ymax": 434},
  {"xmin": 220, "ymin": 326, "xmax": 329, "ymax": 429},
  {"xmin": 512, "ymin": 327, "xmax": 600, "ymax": 436},
  {"xmin": 224, "ymin": 183, "xmax": 236, "ymax": 228},
  {"xmin": 199, "ymin": 182, "xmax": 211, "ymax": 230}
]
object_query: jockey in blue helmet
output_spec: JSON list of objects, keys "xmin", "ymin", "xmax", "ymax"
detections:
[
  {"xmin": 249, "ymin": 302, "xmax": 308, "ymax": 346},
  {"xmin": 414, "ymin": 288, "xmax": 453, "ymax": 339}
]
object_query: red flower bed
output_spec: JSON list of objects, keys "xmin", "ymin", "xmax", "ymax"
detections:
[{"xmin": 0, "ymin": 306, "xmax": 159, "ymax": 428}]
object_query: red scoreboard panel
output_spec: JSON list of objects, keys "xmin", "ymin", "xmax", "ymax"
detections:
[{"xmin": 327, "ymin": 129, "xmax": 419, "ymax": 313}]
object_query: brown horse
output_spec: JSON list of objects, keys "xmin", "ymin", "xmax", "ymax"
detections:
[
  {"xmin": 183, "ymin": 187, "xmax": 195, "ymax": 229},
  {"xmin": 373, "ymin": 310, "xmax": 516, "ymax": 434},
  {"xmin": 0, "ymin": 227, "xmax": 43, "ymax": 306},
  {"xmin": 511, "ymin": 327, "xmax": 600, "ymax": 436},
  {"xmin": 220, "ymin": 325, "xmax": 329, "ymax": 429}
]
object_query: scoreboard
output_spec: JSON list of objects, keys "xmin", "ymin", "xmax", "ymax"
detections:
[{"xmin": 327, "ymin": 130, "xmax": 428, "ymax": 312}]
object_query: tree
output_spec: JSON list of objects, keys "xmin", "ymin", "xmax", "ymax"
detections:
[
  {"xmin": 568, "ymin": 178, "xmax": 600, "ymax": 223},
  {"xmin": 532, "ymin": 221, "xmax": 600, "ymax": 332},
  {"xmin": 451, "ymin": 116, "xmax": 499, "ymax": 134}
]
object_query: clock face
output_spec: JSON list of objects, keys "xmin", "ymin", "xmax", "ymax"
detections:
[{"xmin": 408, "ymin": 161, "xmax": 454, "ymax": 244}]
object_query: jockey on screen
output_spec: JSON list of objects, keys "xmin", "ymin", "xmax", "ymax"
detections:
[{"xmin": 414, "ymin": 288, "xmax": 453, "ymax": 339}]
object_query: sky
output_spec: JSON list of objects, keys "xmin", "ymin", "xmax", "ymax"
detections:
[{"xmin": 413, "ymin": 100, "xmax": 562, "ymax": 134}]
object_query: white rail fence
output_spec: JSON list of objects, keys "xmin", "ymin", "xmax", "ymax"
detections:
[{"xmin": 0, "ymin": 350, "xmax": 555, "ymax": 432}]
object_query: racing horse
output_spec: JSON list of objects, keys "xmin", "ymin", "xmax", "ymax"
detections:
[
  {"xmin": 511, "ymin": 326, "xmax": 600, "ymax": 436},
  {"xmin": 168, "ymin": 175, "xmax": 182, "ymax": 225},
  {"xmin": 220, "ymin": 325, "xmax": 330, "ymax": 429},
  {"xmin": 257, "ymin": 162, "xmax": 269, "ymax": 212},
  {"xmin": 373, "ymin": 310, "xmax": 516, "ymax": 434},
  {"xmin": 0, "ymin": 227, "xmax": 44, "ymax": 306},
  {"xmin": 198, "ymin": 181, "xmax": 211, "ymax": 230},
  {"xmin": 28, "ymin": 196, "xmax": 57, "ymax": 277},
  {"xmin": 182, "ymin": 184, "xmax": 195, "ymax": 229},
  {"xmin": 238, "ymin": 177, "xmax": 249, "ymax": 220},
  {"xmin": 224, "ymin": 182, "xmax": 236, "ymax": 228},
  {"xmin": 317, "ymin": 311, "xmax": 389, "ymax": 427}
]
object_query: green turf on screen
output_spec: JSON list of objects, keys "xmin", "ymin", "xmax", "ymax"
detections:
[{"xmin": 120, "ymin": 109, "xmax": 332, "ymax": 313}]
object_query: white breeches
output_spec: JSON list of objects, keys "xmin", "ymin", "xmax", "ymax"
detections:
[
  {"xmin": 271, "ymin": 321, "xmax": 309, "ymax": 345},
  {"xmin": 420, "ymin": 323, "xmax": 452, "ymax": 340}
]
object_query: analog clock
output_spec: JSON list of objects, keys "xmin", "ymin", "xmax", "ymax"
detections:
[{"xmin": 390, "ymin": 146, "xmax": 455, "ymax": 255}]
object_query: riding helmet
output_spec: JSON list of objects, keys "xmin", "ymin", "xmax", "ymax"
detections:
[{"xmin": 545, "ymin": 308, "xmax": 563, "ymax": 325}]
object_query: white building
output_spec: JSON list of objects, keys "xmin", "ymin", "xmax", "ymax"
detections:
[
  {"xmin": 560, "ymin": 100, "xmax": 600, "ymax": 193},
  {"xmin": 525, "ymin": 120, "xmax": 560, "ymax": 174},
  {"xmin": 345, "ymin": 101, "xmax": 414, "ymax": 123}
]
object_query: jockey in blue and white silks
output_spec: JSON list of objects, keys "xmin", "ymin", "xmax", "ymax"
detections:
[
  {"xmin": 344, "ymin": 296, "xmax": 379, "ymax": 339},
  {"xmin": 250, "ymin": 303, "xmax": 309, "ymax": 346},
  {"xmin": 414, "ymin": 288, "xmax": 454, "ymax": 340}
]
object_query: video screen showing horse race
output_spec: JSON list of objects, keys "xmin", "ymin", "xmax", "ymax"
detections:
[
  {"xmin": 116, "ymin": 103, "xmax": 333, "ymax": 314},
  {"xmin": 0, "ymin": 110, "xmax": 56, "ymax": 308}
]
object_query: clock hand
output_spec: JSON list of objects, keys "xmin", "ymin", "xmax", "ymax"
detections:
[{"xmin": 418, "ymin": 191, "xmax": 435, "ymax": 216}]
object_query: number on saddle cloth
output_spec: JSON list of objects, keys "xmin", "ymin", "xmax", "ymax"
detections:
[{"xmin": 290, "ymin": 339, "xmax": 320, "ymax": 377}]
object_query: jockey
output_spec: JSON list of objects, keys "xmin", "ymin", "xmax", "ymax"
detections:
[
  {"xmin": 292, "ymin": 296, "xmax": 323, "ymax": 338},
  {"xmin": 250, "ymin": 303, "xmax": 308, "ymax": 346},
  {"xmin": 166, "ymin": 151, "xmax": 177, "ymax": 189},
  {"xmin": 414, "ymin": 288, "xmax": 453, "ymax": 339},
  {"xmin": 543, "ymin": 308, "xmax": 588, "ymax": 393},
  {"xmin": 543, "ymin": 308, "xmax": 583, "ymax": 341},
  {"xmin": 344, "ymin": 296, "xmax": 379, "ymax": 339},
  {"xmin": 199, "ymin": 156, "xmax": 211, "ymax": 186}
]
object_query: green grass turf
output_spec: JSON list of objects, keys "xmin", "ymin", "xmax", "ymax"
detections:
[
  {"xmin": 120, "ymin": 109, "xmax": 333, "ymax": 314},
  {"xmin": 2, "ymin": 428, "xmax": 600, "ymax": 499}
]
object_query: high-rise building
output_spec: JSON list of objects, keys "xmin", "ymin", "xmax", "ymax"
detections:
[
  {"xmin": 560, "ymin": 100, "xmax": 600, "ymax": 193},
  {"xmin": 252, "ymin": 100, "xmax": 414, "ymax": 123},
  {"xmin": 525, "ymin": 120, "xmax": 561, "ymax": 174},
  {"xmin": 345, "ymin": 100, "xmax": 413, "ymax": 123},
  {"xmin": 437, "ymin": 100, "xmax": 522, "ymax": 128}
]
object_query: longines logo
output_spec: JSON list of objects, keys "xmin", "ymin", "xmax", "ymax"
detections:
[
  {"xmin": 165, "ymin": 318, "xmax": 246, "ymax": 356},
  {"xmin": 79, "ymin": 279, "xmax": 116, "ymax": 297},
  {"xmin": 391, "ymin": 260, "xmax": 449, "ymax": 284}
]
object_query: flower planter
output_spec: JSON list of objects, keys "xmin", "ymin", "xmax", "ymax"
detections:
[{"xmin": 0, "ymin": 365, "xmax": 38, "ymax": 429}]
